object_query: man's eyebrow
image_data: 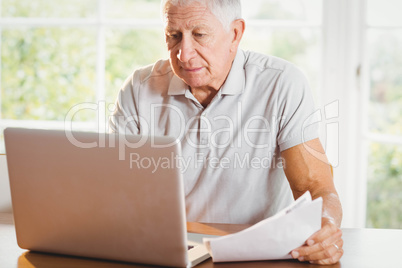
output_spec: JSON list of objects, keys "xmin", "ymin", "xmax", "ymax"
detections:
[
  {"xmin": 165, "ymin": 26, "xmax": 177, "ymax": 32},
  {"xmin": 193, "ymin": 24, "xmax": 213, "ymax": 31},
  {"xmin": 165, "ymin": 23, "xmax": 213, "ymax": 32}
]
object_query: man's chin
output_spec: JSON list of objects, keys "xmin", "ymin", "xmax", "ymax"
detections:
[{"xmin": 181, "ymin": 79, "xmax": 207, "ymax": 90}]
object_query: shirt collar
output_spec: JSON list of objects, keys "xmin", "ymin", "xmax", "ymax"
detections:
[
  {"xmin": 220, "ymin": 49, "xmax": 246, "ymax": 95},
  {"xmin": 168, "ymin": 74, "xmax": 189, "ymax": 95},
  {"xmin": 167, "ymin": 49, "xmax": 246, "ymax": 96}
]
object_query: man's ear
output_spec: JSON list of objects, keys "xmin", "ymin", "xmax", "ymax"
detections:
[{"xmin": 230, "ymin": 19, "xmax": 245, "ymax": 52}]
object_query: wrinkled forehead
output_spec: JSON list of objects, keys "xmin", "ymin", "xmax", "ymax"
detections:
[
  {"xmin": 164, "ymin": 2, "xmax": 218, "ymax": 29},
  {"xmin": 162, "ymin": 0, "xmax": 208, "ymax": 15}
]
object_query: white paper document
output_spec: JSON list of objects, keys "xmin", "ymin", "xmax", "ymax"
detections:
[{"xmin": 203, "ymin": 191, "xmax": 322, "ymax": 262}]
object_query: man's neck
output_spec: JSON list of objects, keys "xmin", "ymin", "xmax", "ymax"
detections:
[
  {"xmin": 189, "ymin": 53, "xmax": 237, "ymax": 107},
  {"xmin": 190, "ymin": 87, "xmax": 219, "ymax": 108}
]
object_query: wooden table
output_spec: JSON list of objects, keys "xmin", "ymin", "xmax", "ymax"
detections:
[{"xmin": 1, "ymin": 213, "xmax": 401, "ymax": 268}]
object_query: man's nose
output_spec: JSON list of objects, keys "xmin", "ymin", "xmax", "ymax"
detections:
[{"xmin": 177, "ymin": 36, "xmax": 196, "ymax": 62}]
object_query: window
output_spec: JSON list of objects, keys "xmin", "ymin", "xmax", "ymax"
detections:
[
  {"xmin": 0, "ymin": 0, "xmax": 167, "ymax": 153},
  {"xmin": 240, "ymin": 0, "xmax": 322, "ymax": 101},
  {"xmin": 1, "ymin": 0, "xmax": 400, "ymax": 228},
  {"xmin": 364, "ymin": 0, "xmax": 402, "ymax": 228},
  {"xmin": 0, "ymin": 0, "xmax": 322, "ymax": 151}
]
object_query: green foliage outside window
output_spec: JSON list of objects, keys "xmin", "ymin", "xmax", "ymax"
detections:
[
  {"xmin": 105, "ymin": 28, "xmax": 167, "ymax": 103},
  {"xmin": 0, "ymin": 0, "xmax": 401, "ymax": 229},
  {"xmin": 367, "ymin": 143, "xmax": 402, "ymax": 228},
  {"xmin": 1, "ymin": 28, "xmax": 97, "ymax": 121},
  {"xmin": 366, "ymin": 30, "xmax": 402, "ymax": 229},
  {"xmin": 1, "ymin": 0, "xmax": 97, "ymax": 18}
]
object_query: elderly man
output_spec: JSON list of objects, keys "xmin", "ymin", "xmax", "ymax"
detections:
[{"xmin": 109, "ymin": 0, "xmax": 343, "ymax": 265}]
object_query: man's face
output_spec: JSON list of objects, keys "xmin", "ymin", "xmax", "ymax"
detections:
[{"xmin": 164, "ymin": 2, "xmax": 235, "ymax": 91}]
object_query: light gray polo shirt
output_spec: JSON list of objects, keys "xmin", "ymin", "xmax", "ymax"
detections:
[{"xmin": 109, "ymin": 49, "xmax": 319, "ymax": 224}]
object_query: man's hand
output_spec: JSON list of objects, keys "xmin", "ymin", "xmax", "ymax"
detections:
[
  {"xmin": 281, "ymin": 139, "xmax": 344, "ymax": 265},
  {"xmin": 291, "ymin": 217, "xmax": 343, "ymax": 265}
]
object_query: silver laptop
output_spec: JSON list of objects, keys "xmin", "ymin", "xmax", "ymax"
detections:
[{"xmin": 4, "ymin": 127, "xmax": 214, "ymax": 267}]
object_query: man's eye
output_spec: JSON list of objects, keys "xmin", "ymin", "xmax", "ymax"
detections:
[
  {"xmin": 194, "ymin": 33, "xmax": 206, "ymax": 38},
  {"xmin": 167, "ymin": 33, "xmax": 180, "ymax": 39}
]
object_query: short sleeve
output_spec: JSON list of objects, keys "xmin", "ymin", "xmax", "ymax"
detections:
[
  {"xmin": 108, "ymin": 71, "xmax": 141, "ymax": 135},
  {"xmin": 276, "ymin": 65, "xmax": 320, "ymax": 151}
]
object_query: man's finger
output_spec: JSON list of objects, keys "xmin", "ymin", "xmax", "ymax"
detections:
[
  {"xmin": 291, "ymin": 229, "xmax": 342, "ymax": 260},
  {"xmin": 302, "ymin": 238, "xmax": 344, "ymax": 262},
  {"xmin": 307, "ymin": 222, "xmax": 342, "ymax": 246},
  {"xmin": 309, "ymin": 248, "xmax": 344, "ymax": 265}
]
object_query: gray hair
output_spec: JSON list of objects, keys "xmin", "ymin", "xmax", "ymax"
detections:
[{"xmin": 161, "ymin": 0, "xmax": 242, "ymax": 31}]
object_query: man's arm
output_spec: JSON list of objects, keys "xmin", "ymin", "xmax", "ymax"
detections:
[
  {"xmin": 108, "ymin": 72, "xmax": 142, "ymax": 135},
  {"xmin": 281, "ymin": 138, "xmax": 343, "ymax": 265}
]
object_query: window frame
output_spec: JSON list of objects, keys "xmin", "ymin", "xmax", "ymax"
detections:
[
  {"xmin": 0, "ymin": 0, "xmax": 164, "ymax": 135},
  {"xmin": 1, "ymin": 0, "xmax": 400, "ymax": 228}
]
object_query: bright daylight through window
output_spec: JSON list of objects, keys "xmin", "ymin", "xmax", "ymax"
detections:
[
  {"xmin": 0, "ymin": 0, "xmax": 401, "ymax": 229},
  {"xmin": 364, "ymin": 0, "xmax": 402, "ymax": 228}
]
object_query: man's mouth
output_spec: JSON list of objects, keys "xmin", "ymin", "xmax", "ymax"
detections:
[{"xmin": 183, "ymin": 67, "xmax": 203, "ymax": 72}]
